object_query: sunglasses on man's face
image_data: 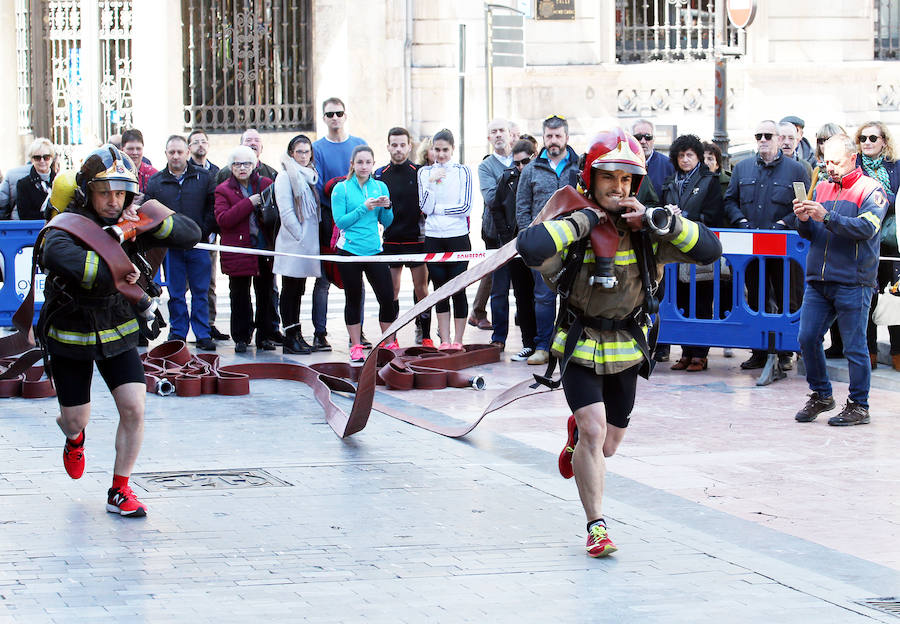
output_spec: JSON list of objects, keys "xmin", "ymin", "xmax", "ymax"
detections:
[
  {"xmin": 324, "ymin": 111, "xmax": 345, "ymax": 118},
  {"xmin": 633, "ymin": 134, "xmax": 653, "ymax": 141},
  {"xmin": 755, "ymin": 133, "xmax": 774, "ymax": 141},
  {"xmin": 816, "ymin": 137, "xmax": 828, "ymax": 144},
  {"xmin": 859, "ymin": 134, "xmax": 882, "ymax": 143},
  {"xmin": 32, "ymin": 154, "xmax": 53, "ymax": 162},
  {"xmin": 514, "ymin": 157, "xmax": 531, "ymax": 167}
]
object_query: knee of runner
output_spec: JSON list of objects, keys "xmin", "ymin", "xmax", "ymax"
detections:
[{"xmin": 575, "ymin": 415, "xmax": 607, "ymax": 446}]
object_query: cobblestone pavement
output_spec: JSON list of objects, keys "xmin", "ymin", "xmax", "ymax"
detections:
[{"xmin": 1, "ymin": 281, "xmax": 899, "ymax": 623}]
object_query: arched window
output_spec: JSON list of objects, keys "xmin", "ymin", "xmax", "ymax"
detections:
[{"xmin": 182, "ymin": 0, "xmax": 314, "ymax": 132}]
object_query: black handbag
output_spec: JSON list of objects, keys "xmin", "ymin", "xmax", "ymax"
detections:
[{"xmin": 257, "ymin": 185, "xmax": 279, "ymax": 230}]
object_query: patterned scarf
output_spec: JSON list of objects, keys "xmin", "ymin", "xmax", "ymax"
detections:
[{"xmin": 861, "ymin": 154, "xmax": 891, "ymax": 192}]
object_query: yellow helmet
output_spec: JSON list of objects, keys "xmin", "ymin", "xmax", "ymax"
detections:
[{"xmin": 44, "ymin": 169, "xmax": 78, "ymax": 218}]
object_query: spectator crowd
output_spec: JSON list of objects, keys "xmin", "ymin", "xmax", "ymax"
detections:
[{"xmin": 1, "ymin": 104, "xmax": 898, "ymax": 376}]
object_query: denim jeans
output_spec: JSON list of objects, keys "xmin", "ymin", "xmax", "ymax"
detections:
[
  {"xmin": 311, "ymin": 275, "xmax": 365, "ymax": 337},
  {"xmin": 531, "ymin": 268, "xmax": 557, "ymax": 351},
  {"xmin": 490, "ymin": 258, "xmax": 536, "ymax": 348},
  {"xmin": 166, "ymin": 247, "xmax": 211, "ymax": 340},
  {"xmin": 798, "ymin": 282, "xmax": 872, "ymax": 408}
]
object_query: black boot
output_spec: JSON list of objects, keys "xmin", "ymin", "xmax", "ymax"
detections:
[{"xmin": 283, "ymin": 325, "xmax": 311, "ymax": 355}]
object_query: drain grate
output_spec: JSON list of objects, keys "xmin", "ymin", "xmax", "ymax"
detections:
[
  {"xmin": 132, "ymin": 468, "xmax": 292, "ymax": 492},
  {"xmin": 860, "ymin": 598, "xmax": 900, "ymax": 618}
]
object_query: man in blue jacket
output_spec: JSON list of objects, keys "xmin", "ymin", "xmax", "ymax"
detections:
[
  {"xmin": 792, "ymin": 134, "xmax": 888, "ymax": 426},
  {"xmin": 144, "ymin": 135, "xmax": 217, "ymax": 350},
  {"xmin": 724, "ymin": 119, "xmax": 810, "ymax": 370}
]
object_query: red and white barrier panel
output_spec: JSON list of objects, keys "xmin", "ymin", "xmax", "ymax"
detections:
[
  {"xmin": 715, "ymin": 231, "xmax": 789, "ymax": 256},
  {"xmin": 195, "ymin": 242, "xmax": 493, "ymax": 263}
]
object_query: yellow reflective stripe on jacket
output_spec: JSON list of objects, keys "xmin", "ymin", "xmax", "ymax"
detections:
[
  {"xmin": 859, "ymin": 211, "xmax": 881, "ymax": 229},
  {"xmin": 543, "ymin": 220, "xmax": 578, "ymax": 252},
  {"xmin": 47, "ymin": 318, "xmax": 140, "ymax": 346},
  {"xmin": 81, "ymin": 251, "xmax": 99, "ymax": 289},
  {"xmin": 152, "ymin": 215, "xmax": 174, "ymax": 239},
  {"xmin": 551, "ymin": 329, "xmax": 644, "ymax": 364},
  {"xmin": 615, "ymin": 249, "xmax": 636, "ymax": 265},
  {"xmin": 671, "ymin": 218, "xmax": 700, "ymax": 252}
]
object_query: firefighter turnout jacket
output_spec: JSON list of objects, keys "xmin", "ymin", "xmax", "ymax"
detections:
[
  {"xmin": 517, "ymin": 207, "xmax": 722, "ymax": 375},
  {"xmin": 38, "ymin": 204, "xmax": 201, "ymax": 360}
]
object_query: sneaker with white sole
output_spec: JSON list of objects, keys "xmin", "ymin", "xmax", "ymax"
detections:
[
  {"xmin": 106, "ymin": 486, "xmax": 147, "ymax": 517},
  {"xmin": 586, "ymin": 523, "xmax": 617, "ymax": 557},
  {"xmin": 527, "ymin": 349, "xmax": 549, "ymax": 366},
  {"xmin": 511, "ymin": 346, "xmax": 535, "ymax": 362}
]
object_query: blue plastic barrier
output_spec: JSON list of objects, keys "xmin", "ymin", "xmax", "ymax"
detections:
[
  {"xmin": 0, "ymin": 220, "xmax": 46, "ymax": 326},
  {"xmin": 657, "ymin": 228, "xmax": 809, "ymax": 383}
]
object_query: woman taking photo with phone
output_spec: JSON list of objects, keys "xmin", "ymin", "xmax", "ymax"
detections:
[
  {"xmin": 331, "ymin": 145, "xmax": 397, "ymax": 362},
  {"xmin": 418, "ymin": 129, "xmax": 473, "ymax": 349}
]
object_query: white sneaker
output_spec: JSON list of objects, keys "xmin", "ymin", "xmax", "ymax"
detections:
[
  {"xmin": 511, "ymin": 346, "xmax": 535, "ymax": 362},
  {"xmin": 527, "ymin": 349, "xmax": 550, "ymax": 365}
]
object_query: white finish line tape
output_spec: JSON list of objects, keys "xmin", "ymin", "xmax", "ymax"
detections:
[{"xmin": 195, "ymin": 242, "xmax": 498, "ymax": 263}]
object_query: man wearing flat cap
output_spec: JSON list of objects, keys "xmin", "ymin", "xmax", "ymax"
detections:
[{"xmin": 781, "ymin": 116, "xmax": 818, "ymax": 167}]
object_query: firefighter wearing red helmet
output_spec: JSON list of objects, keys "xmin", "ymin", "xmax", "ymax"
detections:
[
  {"xmin": 39, "ymin": 144, "xmax": 202, "ymax": 518},
  {"xmin": 516, "ymin": 128, "xmax": 722, "ymax": 557}
]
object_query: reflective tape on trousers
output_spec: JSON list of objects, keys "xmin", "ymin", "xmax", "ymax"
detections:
[{"xmin": 195, "ymin": 242, "xmax": 497, "ymax": 263}]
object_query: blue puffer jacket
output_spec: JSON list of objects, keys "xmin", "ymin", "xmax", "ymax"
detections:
[
  {"xmin": 801, "ymin": 168, "xmax": 889, "ymax": 287},
  {"xmin": 723, "ymin": 151, "xmax": 810, "ymax": 227}
]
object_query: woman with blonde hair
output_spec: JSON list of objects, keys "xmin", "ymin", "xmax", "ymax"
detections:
[
  {"xmin": 415, "ymin": 136, "xmax": 435, "ymax": 166},
  {"xmin": 855, "ymin": 121, "xmax": 900, "ymax": 371},
  {"xmin": 16, "ymin": 138, "xmax": 57, "ymax": 220}
]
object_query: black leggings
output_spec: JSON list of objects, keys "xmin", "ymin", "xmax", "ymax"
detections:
[
  {"xmin": 50, "ymin": 348, "xmax": 145, "ymax": 407},
  {"xmin": 425, "ymin": 234, "xmax": 470, "ymax": 317},
  {"xmin": 561, "ymin": 362, "xmax": 638, "ymax": 429},
  {"xmin": 335, "ymin": 250, "xmax": 396, "ymax": 325},
  {"xmin": 280, "ymin": 276, "xmax": 307, "ymax": 327}
]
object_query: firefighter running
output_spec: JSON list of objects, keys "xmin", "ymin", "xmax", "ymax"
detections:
[
  {"xmin": 516, "ymin": 129, "xmax": 722, "ymax": 556},
  {"xmin": 39, "ymin": 145, "xmax": 201, "ymax": 517}
]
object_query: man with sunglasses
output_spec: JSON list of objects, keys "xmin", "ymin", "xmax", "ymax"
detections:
[
  {"xmin": 724, "ymin": 119, "xmax": 810, "ymax": 370},
  {"xmin": 631, "ymin": 119, "xmax": 675, "ymax": 201},
  {"xmin": 516, "ymin": 114, "xmax": 582, "ymax": 365},
  {"xmin": 312, "ymin": 97, "xmax": 367, "ymax": 351}
]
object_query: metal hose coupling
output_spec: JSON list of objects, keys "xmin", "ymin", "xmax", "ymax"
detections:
[
  {"xmin": 588, "ymin": 256, "xmax": 617, "ymax": 288},
  {"xmin": 470, "ymin": 375, "xmax": 486, "ymax": 391},
  {"xmin": 643, "ymin": 204, "xmax": 676, "ymax": 236},
  {"xmin": 155, "ymin": 378, "xmax": 175, "ymax": 396}
]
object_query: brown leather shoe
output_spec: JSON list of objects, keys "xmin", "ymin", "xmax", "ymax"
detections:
[
  {"xmin": 893, "ymin": 353, "xmax": 900, "ymax": 372},
  {"xmin": 477, "ymin": 318, "xmax": 493, "ymax": 330},
  {"xmin": 686, "ymin": 357, "xmax": 708, "ymax": 372},
  {"xmin": 870, "ymin": 352, "xmax": 878, "ymax": 370},
  {"xmin": 670, "ymin": 357, "xmax": 691, "ymax": 370}
]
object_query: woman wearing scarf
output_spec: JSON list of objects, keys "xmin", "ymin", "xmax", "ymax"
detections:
[
  {"xmin": 273, "ymin": 135, "xmax": 321, "ymax": 355},
  {"xmin": 660, "ymin": 134, "xmax": 725, "ymax": 372},
  {"xmin": 856, "ymin": 122, "xmax": 900, "ymax": 371},
  {"xmin": 15, "ymin": 138, "xmax": 57, "ymax": 220}
]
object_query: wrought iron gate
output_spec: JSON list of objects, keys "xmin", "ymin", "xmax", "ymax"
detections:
[
  {"xmin": 14, "ymin": 0, "xmax": 134, "ymax": 167},
  {"xmin": 182, "ymin": 0, "xmax": 314, "ymax": 132}
]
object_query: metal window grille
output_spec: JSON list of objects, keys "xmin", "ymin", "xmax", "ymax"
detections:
[
  {"xmin": 45, "ymin": 0, "xmax": 84, "ymax": 166},
  {"xmin": 14, "ymin": 0, "xmax": 33, "ymax": 135},
  {"xmin": 182, "ymin": 0, "xmax": 313, "ymax": 132},
  {"xmin": 615, "ymin": 0, "xmax": 739, "ymax": 63},
  {"xmin": 875, "ymin": 0, "xmax": 899, "ymax": 60},
  {"xmin": 98, "ymin": 0, "xmax": 134, "ymax": 139}
]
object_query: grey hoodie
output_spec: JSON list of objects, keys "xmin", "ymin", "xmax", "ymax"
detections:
[{"xmin": 515, "ymin": 145, "xmax": 580, "ymax": 230}]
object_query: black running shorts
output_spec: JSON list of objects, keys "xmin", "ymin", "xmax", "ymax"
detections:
[
  {"xmin": 50, "ymin": 348, "xmax": 146, "ymax": 407},
  {"xmin": 561, "ymin": 362, "xmax": 638, "ymax": 429}
]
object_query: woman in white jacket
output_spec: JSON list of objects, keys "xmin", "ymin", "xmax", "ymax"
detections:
[
  {"xmin": 418, "ymin": 128, "xmax": 473, "ymax": 349},
  {"xmin": 273, "ymin": 134, "xmax": 321, "ymax": 354}
]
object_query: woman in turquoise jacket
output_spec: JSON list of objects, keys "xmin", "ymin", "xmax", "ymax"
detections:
[{"xmin": 332, "ymin": 145, "xmax": 398, "ymax": 362}]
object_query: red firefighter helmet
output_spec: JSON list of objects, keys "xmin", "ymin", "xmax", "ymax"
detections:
[{"xmin": 580, "ymin": 129, "xmax": 647, "ymax": 197}]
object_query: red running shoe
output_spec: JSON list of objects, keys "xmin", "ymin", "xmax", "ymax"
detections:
[
  {"xmin": 106, "ymin": 486, "xmax": 148, "ymax": 517},
  {"xmin": 586, "ymin": 524, "xmax": 617, "ymax": 557},
  {"xmin": 558, "ymin": 415, "xmax": 577, "ymax": 479},
  {"xmin": 63, "ymin": 433, "xmax": 85, "ymax": 480}
]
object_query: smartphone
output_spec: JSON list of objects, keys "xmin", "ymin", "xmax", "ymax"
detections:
[{"xmin": 793, "ymin": 182, "xmax": 807, "ymax": 203}]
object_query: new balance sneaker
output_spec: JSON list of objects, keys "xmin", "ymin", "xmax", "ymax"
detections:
[
  {"xmin": 350, "ymin": 344, "xmax": 365, "ymax": 363},
  {"xmin": 795, "ymin": 392, "xmax": 836, "ymax": 422},
  {"xmin": 559, "ymin": 415, "xmax": 577, "ymax": 479},
  {"xmin": 63, "ymin": 433, "xmax": 85, "ymax": 480},
  {"xmin": 106, "ymin": 486, "xmax": 148, "ymax": 517},
  {"xmin": 511, "ymin": 346, "xmax": 535, "ymax": 362},
  {"xmin": 586, "ymin": 523, "xmax": 617, "ymax": 558}
]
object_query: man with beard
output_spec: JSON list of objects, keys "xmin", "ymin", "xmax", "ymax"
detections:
[
  {"xmin": 516, "ymin": 128, "xmax": 721, "ymax": 556},
  {"xmin": 515, "ymin": 115, "xmax": 581, "ymax": 366}
]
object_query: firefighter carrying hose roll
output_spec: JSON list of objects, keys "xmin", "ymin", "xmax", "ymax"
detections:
[
  {"xmin": 516, "ymin": 128, "xmax": 722, "ymax": 557},
  {"xmin": 38, "ymin": 144, "xmax": 201, "ymax": 518}
]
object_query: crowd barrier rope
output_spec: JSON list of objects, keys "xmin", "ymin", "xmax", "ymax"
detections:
[{"xmin": 657, "ymin": 228, "xmax": 809, "ymax": 386}]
